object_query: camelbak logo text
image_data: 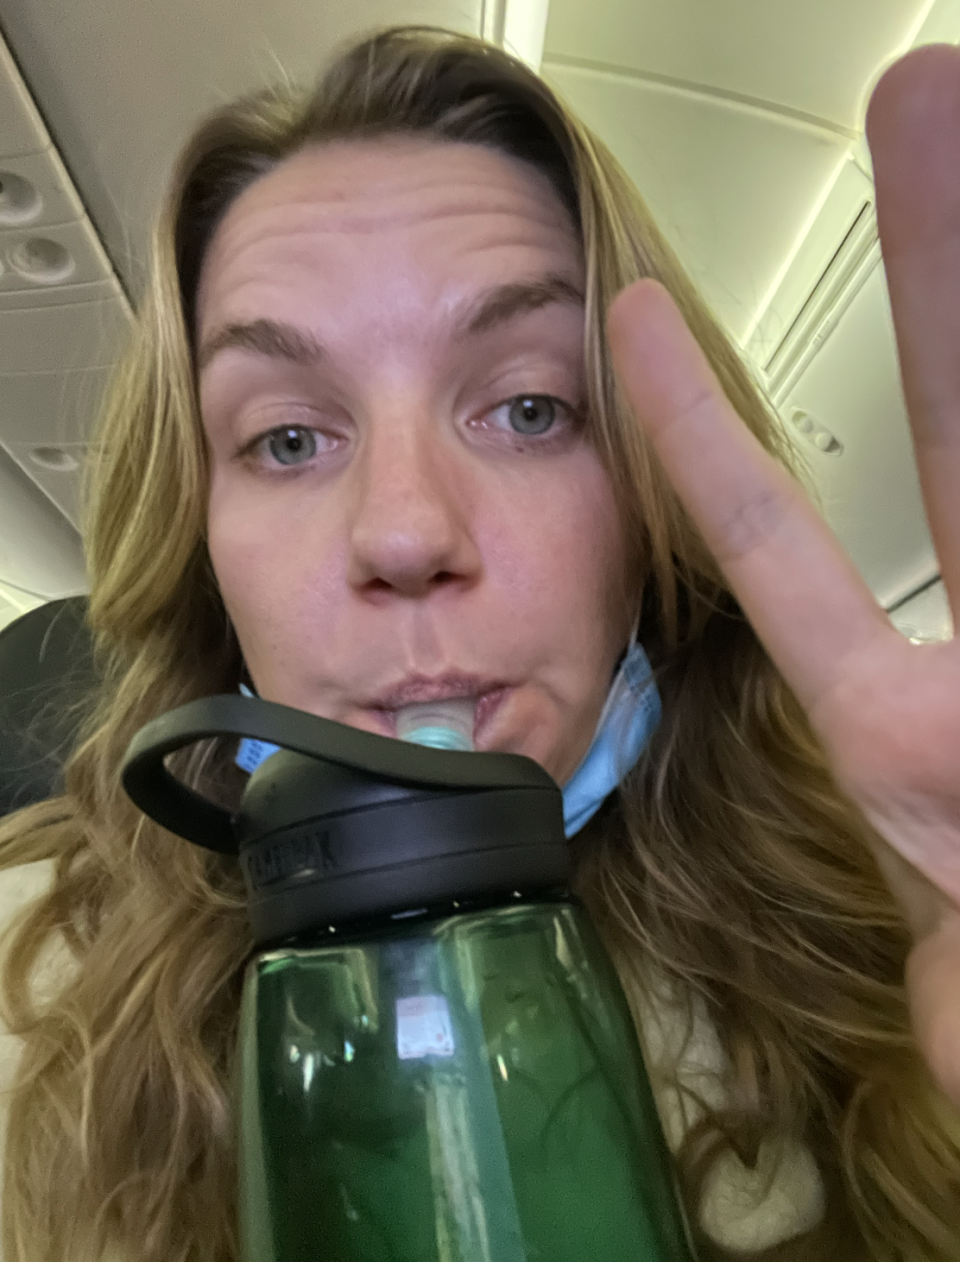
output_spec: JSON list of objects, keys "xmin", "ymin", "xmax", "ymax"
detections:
[{"xmin": 244, "ymin": 828, "xmax": 337, "ymax": 888}]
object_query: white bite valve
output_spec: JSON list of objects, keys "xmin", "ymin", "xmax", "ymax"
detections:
[{"xmin": 395, "ymin": 698, "xmax": 476, "ymax": 752}]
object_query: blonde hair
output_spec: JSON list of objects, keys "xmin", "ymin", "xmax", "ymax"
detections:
[{"xmin": 0, "ymin": 26, "xmax": 957, "ymax": 1262}]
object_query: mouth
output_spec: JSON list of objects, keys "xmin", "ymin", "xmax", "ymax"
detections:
[{"xmin": 360, "ymin": 673, "xmax": 513, "ymax": 742}]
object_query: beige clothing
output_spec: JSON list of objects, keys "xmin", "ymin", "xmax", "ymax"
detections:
[
  {"xmin": 0, "ymin": 861, "xmax": 825, "ymax": 1253},
  {"xmin": 632, "ymin": 977, "xmax": 825, "ymax": 1250}
]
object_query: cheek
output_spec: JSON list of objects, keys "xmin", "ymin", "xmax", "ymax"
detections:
[
  {"xmin": 493, "ymin": 458, "xmax": 626, "ymax": 628},
  {"xmin": 484, "ymin": 460, "xmax": 628, "ymax": 781},
  {"xmin": 206, "ymin": 475, "xmax": 344, "ymax": 654}
]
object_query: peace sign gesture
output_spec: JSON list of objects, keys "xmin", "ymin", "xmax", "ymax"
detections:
[{"xmin": 608, "ymin": 44, "xmax": 960, "ymax": 1107}]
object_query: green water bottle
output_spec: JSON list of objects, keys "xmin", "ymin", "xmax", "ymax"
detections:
[{"xmin": 122, "ymin": 694, "xmax": 697, "ymax": 1262}]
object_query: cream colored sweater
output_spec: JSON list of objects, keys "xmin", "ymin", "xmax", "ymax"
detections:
[{"xmin": 0, "ymin": 861, "xmax": 825, "ymax": 1255}]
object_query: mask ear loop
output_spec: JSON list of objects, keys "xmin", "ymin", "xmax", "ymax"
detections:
[{"xmin": 612, "ymin": 614, "xmax": 642, "ymax": 675}]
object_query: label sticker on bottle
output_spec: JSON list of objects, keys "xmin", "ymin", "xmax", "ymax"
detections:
[{"xmin": 396, "ymin": 995, "xmax": 455, "ymax": 1060}]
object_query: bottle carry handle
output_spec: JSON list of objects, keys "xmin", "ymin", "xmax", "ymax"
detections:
[{"xmin": 121, "ymin": 694, "xmax": 556, "ymax": 854}]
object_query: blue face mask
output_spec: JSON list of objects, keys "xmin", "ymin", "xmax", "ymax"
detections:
[
  {"xmin": 559, "ymin": 639, "xmax": 661, "ymax": 836},
  {"xmin": 235, "ymin": 641, "xmax": 661, "ymax": 839}
]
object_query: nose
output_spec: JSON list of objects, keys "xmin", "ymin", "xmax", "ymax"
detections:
[{"xmin": 346, "ymin": 414, "xmax": 482, "ymax": 599}]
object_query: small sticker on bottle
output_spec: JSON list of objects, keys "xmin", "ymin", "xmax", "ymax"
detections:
[{"xmin": 396, "ymin": 995, "xmax": 455, "ymax": 1060}]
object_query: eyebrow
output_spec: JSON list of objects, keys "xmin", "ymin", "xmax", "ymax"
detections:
[
  {"xmin": 455, "ymin": 274, "xmax": 584, "ymax": 338},
  {"xmin": 197, "ymin": 318, "xmax": 324, "ymax": 372},
  {"xmin": 197, "ymin": 274, "xmax": 584, "ymax": 374}
]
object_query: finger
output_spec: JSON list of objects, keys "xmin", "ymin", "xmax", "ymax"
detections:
[
  {"xmin": 867, "ymin": 45, "xmax": 960, "ymax": 614},
  {"xmin": 906, "ymin": 911, "xmax": 960, "ymax": 1108},
  {"xmin": 607, "ymin": 280, "xmax": 891, "ymax": 716}
]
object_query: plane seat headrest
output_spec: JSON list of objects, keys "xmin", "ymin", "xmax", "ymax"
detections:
[{"xmin": 0, "ymin": 597, "xmax": 97, "ymax": 819}]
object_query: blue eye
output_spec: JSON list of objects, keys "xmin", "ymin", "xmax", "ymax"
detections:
[
  {"xmin": 266, "ymin": 427, "xmax": 318, "ymax": 466},
  {"xmin": 507, "ymin": 395, "xmax": 557, "ymax": 435}
]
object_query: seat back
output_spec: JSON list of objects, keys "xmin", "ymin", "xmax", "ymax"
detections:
[{"xmin": 0, "ymin": 597, "xmax": 97, "ymax": 818}]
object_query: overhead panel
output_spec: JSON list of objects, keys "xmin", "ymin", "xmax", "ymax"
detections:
[
  {"xmin": 0, "ymin": 146, "xmax": 84, "ymax": 226},
  {"xmin": 1, "ymin": 363, "xmax": 113, "ymax": 529},
  {"xmin": 889, "ymin": 580, "xmax": 953, "ymax": 642},
  {"xmin": 0, "ymin": 0, "xmax": 486, "ymax": 293},
  {"xmin": 0, "ymin": 292, "xmax": 127, "ymax": 374},
  {"xmin": 755, "ymin": 2, "xmax": 960, "ymax": 611},
  {"xmin": 0, "ymin": 30, "xmax": 49, "ymax": 156},
  {"xmin": 541, "ymin": 0, "xmax": 956, "ymax": 611},
  {"xmin": 542, "ymin": 0, "xmax": 931, "ymax": 347},
  {"xmin": 0, "ymin": 445, "xmax": 87, "ymax": 602},
  {"xmin": 742, "ymin": 158, "xmax": 876, "ymax": 371},
  {"xmin": 542, "ymin": 61, "xmax": 848, "ymax": 342},
  {"xmin": 544, "ymin": 0, "xmax": 933, "ymax": 130},
  {"xmin": 0, "ymin": 29, "xmax": 129, "ymax": 594},
  {"xmin": 0, "ymin": 364, "xmax": 111, "ymax": 446},
  {"xmin": 782, "ymin": 262, "xmax": 936, "ymax": 610}
]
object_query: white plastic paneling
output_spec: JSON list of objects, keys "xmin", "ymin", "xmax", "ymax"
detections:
[
  {"xmin": 743, "ymin": 158, "xmax": 875, "ymax": 366},
  {"xmin": 0, "ymin": 0, "xmax": 486, "ymax": 289},
  {"xmin": 0, "ymin": 580, "xmax": 34, "ymax": 632},
  {"xmin": 0, "ymin": 572, "xmax": 46, "ymax": 632},
  {"xmin": 784, "ymin": 261, "xmax": 935, "ymax": 608},
  {"xmin": 0, "ymin": 364, "xmax": 111, "ymax": 446},
  {"xmin": 0, "ymin": 148, "xmax": 84, "ymax": 229},
  {"xmin": 503, "ymin": 0, "xmax": 550, "ymax": 70},
  {"xmin": 544, "ymin": 0, "xmax": 932, "ymax": 131},
  {"xmin": 0, "ymin": 32, "xmax": 49, "ymax": 157},
  {"xmin": 0, "ymin": 295, "xmax": 130, "ymax": 373},
  {"xmin": 0, "ymin": 276, "xmax": 119, "ymax": 311},
  {"xmin": 910, "ymin": 0, "xmax": 960, "ymax": 49},
  {"xmin": 544, "ymin": 62, "xmax": 848, "ymax": 341},
  {"xmin": 6, "ymin": 442, "xmax": 85, "ymax": 529},
  {"xmin": 766, "ymin": 211, "xmax": 881, "ymax": 401},
  {"xmin": 0, "ymin": 27, "xmax": 98, "ymax": 619},
  {"xmin": 890, "ymin": 580, "xmax": 953, "ymax": 641},
  {"xmin": 0, "ymin": 446, "xmax": 86, "ymax": 600},
  {"xmin": 0, "ymin": 216, "xmax": 113, "ymax": 295}
]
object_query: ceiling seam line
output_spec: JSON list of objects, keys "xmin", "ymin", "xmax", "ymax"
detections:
[
  {"xmin": 541, "ymin": 52, "xmax": 859, "ymax": 142},
  {"xmin": 886, "ymin": 573, "xmax": 943, "ymax": 614}
]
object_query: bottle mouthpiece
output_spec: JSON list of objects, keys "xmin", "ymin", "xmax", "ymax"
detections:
[{"xmin": 396, "ymin": 698, "xmax": 475, "ymax": 752}]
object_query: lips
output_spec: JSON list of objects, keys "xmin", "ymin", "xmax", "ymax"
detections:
[{"xmin": 360, "ymin": 673, "xmax": 513, "ymax": 741}]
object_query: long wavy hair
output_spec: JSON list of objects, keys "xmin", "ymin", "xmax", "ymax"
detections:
[{"xmin": 0, "ymin": 26, "xmax": 956, "ymax": 1262}]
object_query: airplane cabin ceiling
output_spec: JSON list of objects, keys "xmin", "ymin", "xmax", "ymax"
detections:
[
  {"xmin": 543, "ymin": 58, "xmax": 853, "ymax": 345},
  {"xmin": 545, "ymin": 0, "xmax": 931, "ymax": 130},
  {"xmin": 540, "ymin": 0, "xmax": 957, "ymax": 623},
  {"xmin": 542, "ymin": 0, "xmax": 935, "ymax": 342},
  {"xmin": 0, "ymin": 0, "xmax": 956, "ymax": 641},
  {"xmin": 0, "ymin": 0, "xmax": 484, "ymax": 293}
]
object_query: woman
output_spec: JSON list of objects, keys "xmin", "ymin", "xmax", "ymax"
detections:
[{"xmin": 0, "ymin": 24, "xmax": 957, "ymax": 1262}]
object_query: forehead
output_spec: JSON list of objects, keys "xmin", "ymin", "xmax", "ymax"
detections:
[{"xmin": 195, "ymin": 136, "xmax": 582, "ymax": 332}]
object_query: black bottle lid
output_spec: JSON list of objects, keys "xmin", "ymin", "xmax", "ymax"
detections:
[{"xmin": 122, "ymin": 694, "xmax": 567, "ymax": 944}]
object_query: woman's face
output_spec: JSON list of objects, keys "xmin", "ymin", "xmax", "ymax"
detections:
[{"xmin": 197, "ymin": 136, "xmax": 629, "ymax": 784}]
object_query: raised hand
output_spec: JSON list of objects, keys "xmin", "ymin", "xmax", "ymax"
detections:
[{"xmin": 607, "ymin": 45, "xmax": 960, "ymax": 1106}]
